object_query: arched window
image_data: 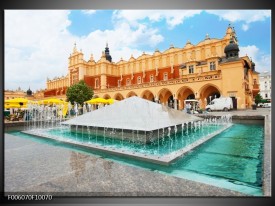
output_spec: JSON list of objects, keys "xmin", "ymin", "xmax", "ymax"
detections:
[
  {"xmin": 72, "ymin": 73, "xmax": 78, "ymax": 84},
  {"xmin": 137, "ymin": 76, "xmax": 142, "ymax": 84},
  {"xmin": 163, "ymin": 72, "xmax": 168, "ymax": 81},
  {"xmin": 95, "ymin": 78, "xmax": 99, "ymax": 88},
  {"xmin": 126, "ymin": 78, "xmax": 131, "ymax": 86},
  {"xmin": 150, "ymin": 75, "xmax": 154, "ymax": 82}
]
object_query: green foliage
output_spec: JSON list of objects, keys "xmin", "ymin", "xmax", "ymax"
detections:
[
  {"xmin": 66, "ymin": 80, "xmax": 94, "ymax": 105},
  {"xmin": 254, "ymin": 93, "xmax": 263, "ymax": 105}
]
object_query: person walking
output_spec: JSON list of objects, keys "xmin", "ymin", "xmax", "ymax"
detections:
[{"xmin": 186, "ymin": 102, "xmax": 191, "ymax": 114}]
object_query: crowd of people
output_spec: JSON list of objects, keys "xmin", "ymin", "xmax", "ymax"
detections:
[{"xmin": 184, "ymin": 101, "xmax": 202, "ymax": 114}]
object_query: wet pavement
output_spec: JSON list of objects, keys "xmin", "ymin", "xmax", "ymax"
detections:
[
  {"xmin": 5, "ymin": 134, "xmax": 246, "ymax": 196},
  {"xmin": 197, "ymin": 107, "xmax": 271, "ymax": 116},
  {"xmin": 4, "ymin": 107, "xmax": 271, "ymax": 196}
]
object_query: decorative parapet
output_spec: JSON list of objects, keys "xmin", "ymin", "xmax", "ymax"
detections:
[
  {"xmin": 94, "ymin": 71, "xmax": 222, "ymax": 94},
  {"xmin": 47, "ymin": 76, "xmax": 68, "ymax": 82}
]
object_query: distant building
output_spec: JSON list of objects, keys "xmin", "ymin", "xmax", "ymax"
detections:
[
  {"xmin": 4, "ymin": 87, "xmax": 27, "ymax": 100},
  {"xmin": 259, "ymin": 71, "xmax": 271, "ymax": 101},
  {"xmin": 4, "ymin": 87, "xmax": 45, "ymax": 101},
  {"xmin": 44, "ymin": 24, "xmax": 260, "ymax": 109},
  {"xmin": 33, "ymin": 89, "xmax": 45, "ymax": 100}
]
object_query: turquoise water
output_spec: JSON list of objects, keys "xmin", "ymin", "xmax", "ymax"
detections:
[
  {"xmin": 167, "ymin": 123, "xmax": 264, "ymax": 195},
  {"xmin": 8, "ymin": 123, "xmax": 264, "ymax": 196},
  {"xmin": 44, "ymin": 123, "xmax": 224, "ymax": 156}
]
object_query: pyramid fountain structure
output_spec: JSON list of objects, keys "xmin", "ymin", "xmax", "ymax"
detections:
[
  {"xmin": 62, "ymin": 96, "xmax": 203, "ymax": 144},
  {"xmin": 22, "ymin": 96, "xmax": 232, "ymax": 165}
]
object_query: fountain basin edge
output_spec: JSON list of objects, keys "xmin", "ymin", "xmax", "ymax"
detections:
[{"xmin": 22, "ymin": 123, "xmax": 232, "ymax": 166}]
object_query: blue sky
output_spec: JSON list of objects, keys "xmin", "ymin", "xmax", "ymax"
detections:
[{"xmin": 5, "ymin": 10, "xmax": 271, "ymax": 91}]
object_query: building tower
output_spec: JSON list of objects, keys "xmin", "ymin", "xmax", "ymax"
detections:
[
  {"xmin": 26, "ymin": 87, "xmax": 32, "ymax": 96},
  {"xmin": 224, "ymin": 32, "xmax": 240, "ymax": 59},
  {"xmin": 105, "ymin": 43, "xmax": 112, "ymax": 62}
]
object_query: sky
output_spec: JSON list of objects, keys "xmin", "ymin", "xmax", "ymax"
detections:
[{"xmin": 5, "ymin": 10, "xmax": 271, "ymax": 92}]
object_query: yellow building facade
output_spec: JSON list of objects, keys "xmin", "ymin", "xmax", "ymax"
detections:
[
  {"xmin": 44, "ymin": 25, "xmax": 260, "ymax": 109},
  {"xmin": 4, "ymin": 87, "xmax": 34, "ymax": 100}
]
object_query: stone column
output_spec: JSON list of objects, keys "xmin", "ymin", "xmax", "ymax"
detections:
[
  {"xmin": 178, "ymin": 99, "xmax": 183, "ymax": 110},
  {"xmin": 174, "ymin": 99, "xmax": 178, "ymax": 110},
  {"xmin": 154, "ymin": 96, "xmax": 159, "ymax": 104}
]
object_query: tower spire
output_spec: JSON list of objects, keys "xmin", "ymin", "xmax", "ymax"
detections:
[
  {"xmin": 90, "ymin": 53, "xmax": 94, "ymax": 61},
  {"xmin": 73, "ymin": 42, "xmax": 77, "ymax": 53},
  {"xmin": 104, "ymin": 42, "xmax": 112, "ymax": 62}
]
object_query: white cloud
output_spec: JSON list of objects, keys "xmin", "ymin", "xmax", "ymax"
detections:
[
  {"xmin": 113, "ymin": 10, "xmax": 202, "ymax": 29},
  {"xmin": 5, "ymin": 10, "xmax": 164, "ymax": 91},
  {"xmin": 113, "ymin": 10, "xmax": 271, "ymax": 31},
  {"xmin": 239, "ymin": 45, "xmax": 271, "ymax": 72},
  {"xmin": 5, "ymin": 10, "xmax": 76, "ymax": 91},
  {"xmin": 242, "ymin": 24, "xmax": 249, "ymax": 31},
  {"xmin": 206, "ymin": 10, "xmax": 271, "ymax": 30},
  {"xmin": 258, "ymin": 54, "xmax": 271, "ymax": 72},
  {"xmin": 5, "ymin": 10, "xmax": 72, "ymax": 48},
  {"xmin": 81, "ymin": 10, "xmax": 96, "ymax": 15},
  {"xmin": 5, "ymin": 10, "xmax": 270, "ymax": 92},
  {"xmin": 76, "ymin": 21, "xmax": 163, "ymax": 62}
]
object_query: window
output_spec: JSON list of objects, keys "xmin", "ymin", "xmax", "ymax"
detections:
[
  {"xmin": 95, "ymin": 78, "xmax": 99, "ymax": 88},
  {"xmin": 210, "ymin": 62, "xmax": 216, "ymax": 71},
  {"xmin": 265, "ymin": 94, "xmax": 268, "ymax": 98},
  {"xmin": 137, "ymin": 76, "xmax": 142, "ymax": 84},
  {"xmin": 188, "ymin": 65, "xmax": 194, "ymax": 74},
  {"xmin": 118, "ymin": 80, "xmax": 121, "ymax": 87},
  {"xmin": 150, "ymin": 75, "xmax": 154, "ymax": 82},
  {"xmin": 163, "ymin": 73, "xmax": 168, "ymax": 81},
  {"xmin": 126, "ymin": 78, "xmax": 131, "ymax": 86},
  {"xmin": 72, "ymin": 74, "xmax": 78, "ymax": 84}
]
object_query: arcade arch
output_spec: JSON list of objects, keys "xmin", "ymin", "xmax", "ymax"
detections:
[
  {"xmin": 113, "ymin": 93, "xmax": 124, "ymax": 101},
  {"xmin": 176, "ymin": 86, "xmax": 195, "ymax": 109},
  {"xmin": 103, "ymin": 94, "xmax": 111, "ymax": 99},
  {"xmin": 158, "ymin": 88, "xmax": 173, "ymax": 106},
  {"xmin": 199, "ymin": 84, "xmax": 221, "ymax": 108},
  {"xmin": 140, "ymin": 90, "xmax": 154, "ymax": 101},
  {"xmin": 126, "ymin": 91, "xmax": 138, "ymax": 98}
]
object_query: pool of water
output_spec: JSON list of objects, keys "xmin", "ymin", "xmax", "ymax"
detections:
[
  {"xmin": 167, "ymin": 123, "xmax": 264, "ymax": 195},
  {"xmin": 43, "ymin": 123, "xmax": 225, "ymax": 156},
  {"xmin": 7, "ymin": 123, "xmax": 264, "ymax": 196}
]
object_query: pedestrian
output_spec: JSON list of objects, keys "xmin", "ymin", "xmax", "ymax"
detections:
[
  {"xmin": 74, "ymin": 102, "xmax": 78, "ymax": 116},
  {"xmin": 186, "ymin": 102, "xmax": 191, "ymax": 114}
]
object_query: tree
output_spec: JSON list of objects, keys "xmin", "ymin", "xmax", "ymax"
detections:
[
  {"xmin": 66, "ymin": 80, "xmax": 94, "ymax": 105},
  {"xmin": 254, "ymin": 93, "xmax": 263, "ymax": 105}
]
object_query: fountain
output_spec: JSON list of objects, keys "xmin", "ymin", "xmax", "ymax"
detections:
[
  {"xmin": 63, "ymin": 97, "xmax": 204, "ymax": 143},
  {"xmin": 22, "ymin": 96, "xmax": 232, "ymax": 165}
]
